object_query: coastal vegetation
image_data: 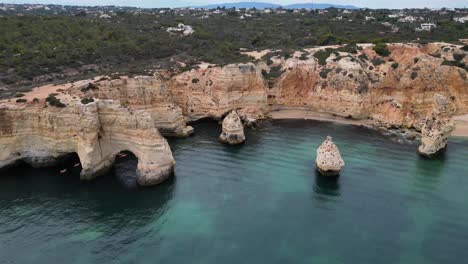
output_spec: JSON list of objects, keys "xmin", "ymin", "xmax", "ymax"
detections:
[
  {"xmin": 45, "ymin": 93, "xmax": 66, "ymax": 107},
  {"xmin": 0, "ymin": 4, "xmax": 466, "ymax": 90}
]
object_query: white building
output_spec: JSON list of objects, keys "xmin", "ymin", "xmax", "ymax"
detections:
[
  {"xmin": 417, "ymin": 23, "xmax": 437, "ymax": 31},
  {"xmin": 454, "ymin": 16, "xmax": 468, "ymax": 23},
  {"xmin": 398, "ymin": 16, "xmax": 417, "ymax": 23},
  {"xmin": 166, "ymin": 23, "xmax": 195, "ymax": 36}
]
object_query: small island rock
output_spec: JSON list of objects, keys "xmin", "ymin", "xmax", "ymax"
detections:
[
  {"xmin": 315, "ymin": 136, "xmax": 345, "ymax": 176},
  {"xmin": 418, "ymin": 94, "xmax": 456, "ymax": 158},
  {"xmin": 219, "ymin": 110, "xmax": 245, "ymax": 145}
]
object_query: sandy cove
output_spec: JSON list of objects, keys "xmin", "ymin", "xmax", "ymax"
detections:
[{"xmin": 268, "ymin": 108, "xmax": 468, "ymax": 138}]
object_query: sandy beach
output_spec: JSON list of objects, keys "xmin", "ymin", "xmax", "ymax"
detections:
[
  {"xmin": 453, "ymin": 114, "xmax": 468, "ymax": 137},
  {"xmin": 269, "ymin": 108, "xmax": 468, "ymax": 138},
  {"xmin": 267, "ymin": 108, "xmax": 373, "ymax": 126}
]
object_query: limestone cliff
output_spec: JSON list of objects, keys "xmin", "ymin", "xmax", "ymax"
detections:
[
  {"xmin": 62, "ymin": 43, "xmax": 467, "ymax": 137},
  {"xmin": 168, "ymin": 63, "xmax": 268, "ymax": 120},
  {"xmin": 0, "ymin": 99, "xmax": 175, "ymax": 186},
  {"xmin": 0, "ymin": 42, "xmax": 467, "ymax": 185},
  {"xmin": 418, "ymin": 94, "xmax": 456, "ymax": 158},
  {"xmin": 71, "ymin": 76, "xmax": 193, "ymax": 137}
]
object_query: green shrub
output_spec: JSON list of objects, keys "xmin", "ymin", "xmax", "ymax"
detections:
[
  {"xmin": 441, "ymin": 60, "xmax": 467, "ymax": 70},
  {"xmin": 81, "ymin": 98, "xmax": 95, "ymax": 104},
  {"xmin": 262, "ymin": 65, "xmax": 285, "ymax": 80},
  {"xmin": 358, "ymin": 53, "xmax": 369, "ymax": 61},
  {"xmin": 453, "ymin": 53, "xmax": 465, "ymax": 62},
  {"xmin": 391, "ymin": 62, "xmax": 399, "ymax": 69},
  {"xmin": 414, "ymin": 57, "xmax": 419, "ymax": 63},
  {"xmin": 373, "ymin": 43, "xmax": 390, "ymax": 57},
  {"xmin": 411, "ymin": 71, "xmax": 418, "ymax": 80},
  {"xmin": 32, "ymin": 98, "xmax": 39, "ymax": 103},
  {"xmin": 314, "ymin": 49, "xmax": 333, "ymax": 65},
  {"xmin": 462, "ymin": 45, "xmax": 468, "ymax": 52},
  {"xmin": 339, "ymin": 44, "xmax": 357, "ymax": 54},
  {"xmin": 46, "ymin": 94, "xmax": 66, "ymax": 108},
  {"xmin": 81, "ymin": 83, "xmax": 99, "ymax": 92},
  {"xmin": 192, "ymin": 78, "xmax": 200, "ymax": 83},
  {"xmin": 371, "ymin": 57, "xmax": 385, "ymax": 66},
  {"xmin": 319, "ymin": 68, "xmax": 332, "ymax": 79},
  {"xmin": 14, "ymin": 93, "xmax": 25, "ymax": 98},
  {"xmin": 299, "ymin": 53, "xmax": 309, "ymax": 60},
  {"xmin": 16, "ymin": 99, "xmax": 27, "ymax": 103}
]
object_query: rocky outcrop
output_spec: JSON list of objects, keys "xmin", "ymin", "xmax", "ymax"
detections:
[
  {"xmin": 1, "ymin": 43, "xmax": 467, "ymax": 185},
  {"xmin": 219, "ymin": 110, "xmax": 245, "ymax": 145},
  {"xmin": 315, "ymin": 136, "xmax": 345, "ymax": 176},
  {"xmin": 418, "ymin": 94, "xmax": 456, "ymax": 158},
  {"xmin": 168, "ymin": 63, "xmax": 268, "ymax": 120},
  {"xmin": 71, "ymin": 76, "xmax": 193, "ymax": 137},
  {"xmin": 62, "ymin": 43, "xmax": 467, "ymax": 138},
  {"xmin": 0, "ymin": 99, "xmax": 175, "ymax": 186}
]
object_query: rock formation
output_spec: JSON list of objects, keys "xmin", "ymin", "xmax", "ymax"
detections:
[
  {"xmin": 0, "ymin": 99, "xmax": 175, "ymax": 186},
  {"xmin": 0, "ymin": 43, "xmax": 467, "ymax": 186},
  {"xmin": 219, "ymin": 110, "xmax": 245, "ymax": 145},
  {"xmin": 61, "ymin": 43, "xmax": 468, "ymax": 138},
  {"xmin": 71, "ymin": 76, "xmax": 193, "ymax": 137},
  {"xmin": 418, "ymin": 94, "xmax": 456, "ymax": 158},
  {"xmin": 315, "ymin": 136, "xmax": 345, "ymax": 176}
]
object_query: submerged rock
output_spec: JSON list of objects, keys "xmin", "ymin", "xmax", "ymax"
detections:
[
  {"xmin": 219, "ymin": 110, "xmax": 245, "ymax": 145},
  {"xmin": 418, "ymin": 94, "xmax": 456, "ymax": 158},
  {"xmin": 315, "ymin": 136, "xmax": 345, "ymax": 176}
]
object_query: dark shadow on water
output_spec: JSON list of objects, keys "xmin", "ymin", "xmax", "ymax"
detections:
[
  {"xmin": 313, "ymin": 171, "xmax": 341, "ymax": 197},
  {"xmin": 413, "ymin": 153, "xmax": 446, "ymax": 189},
  {"xmin": 112, "ymin": 150, "xmax": 139, "ymax": 189}
]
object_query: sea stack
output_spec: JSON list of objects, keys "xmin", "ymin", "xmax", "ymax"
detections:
[
  {"xmin": 219, "ymin": 110, "xmax": 245, "ymax": 145},
  {"xmin": 418, "ymin": 94, "xmax": 456, "ymax": 158},
  {"xmin": 315, "ymin": 136, "xmax": 345, "ymax": 176}
]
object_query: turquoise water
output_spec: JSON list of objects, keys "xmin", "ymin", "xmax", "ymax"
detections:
[{"xmin": 1, "ymin": 120, "xmax": 468, "ymax": 263}]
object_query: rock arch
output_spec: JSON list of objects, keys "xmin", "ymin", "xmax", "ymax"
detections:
[{"xmin": 0, "ymin": 100, "xmax": 175, "ymax": 186}]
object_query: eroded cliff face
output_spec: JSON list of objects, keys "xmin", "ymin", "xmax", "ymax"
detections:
[
  {"xmin": 0, "ymin": 43, "xmax": 466, "ymax": 185},
  {"xmin": 418, "ymin": 94, "xmax": 456, "ymax": 158},
  {"xmin": 271, "ymin": 43, "xmax": 467, "ymax": 130},
  {"xmin": 0, "ymin": 99, "xmax": 175, "ymax": 186},
  {"xmin": 168, "ymin": 63, "xmax": 268, "ymax": 120},
  {"xmin": 70, "ymin": 76, "xmax": 193, "ymax": 137},
  {"xmin": 62, "ymin": 43, "xmax": 467, "ymax": 135}
]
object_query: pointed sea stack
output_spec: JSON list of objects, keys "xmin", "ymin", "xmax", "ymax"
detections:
[
  {"xmin": 219, "ymin": 110, "xmax": 245, "ymax": 145},
  {"xmin": 418, "ymin": 94, "xmax": 456, "ymax": 158},
  {"xmin": 315, "ymin": 136, "xmax": 345, "ymax": 176}
]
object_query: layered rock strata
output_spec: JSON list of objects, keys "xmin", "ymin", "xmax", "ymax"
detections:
[
  {"xmin": 315, "ymin": 136, "xmax": 345, "ymax": 176},
  {"xmin": 0, "ymin": 43, "xmax": 467, "ymax": 184},
  {"xmin": 418, "ymin": 94, "xmax": 456, "ymax": 158},
  {"xmin": 0, "ymin": 99, "xmax": 175, "ymax": 186},
  {"xmin": 62, "ymin": 43, "xmax": 467, "ymax": 138},
  {"xmin": 219, "ymin": 110, "xmax": 246, "ymax": 145},
  {"xmin": 72, "ymin": 76, "xmax": 193, "ymax": 137}
]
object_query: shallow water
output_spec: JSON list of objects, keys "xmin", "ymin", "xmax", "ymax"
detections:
[{"xmin": 1, "ymin": 120, "xmax": 467, "ymax": 264}]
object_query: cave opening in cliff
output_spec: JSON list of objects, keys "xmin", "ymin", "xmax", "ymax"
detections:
[
  {"xmin": 54, "ymin": 152, "xmax": 82, "ymax": 178},
  {"xmin": 112, "ymin": 151, "xmax": 139, "ymax": 189}
]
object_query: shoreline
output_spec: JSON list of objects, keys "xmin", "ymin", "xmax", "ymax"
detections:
[
  {"xmin": 267, "ymin": 108, "xmax": 372, "ymax": 127},
  {"xmin": 453, "ymin": 114, "xmax": 468, "ymax": 137},
  {"xmin": 267, "ymin": 108, "xmax": 468, "ymax": 138}
]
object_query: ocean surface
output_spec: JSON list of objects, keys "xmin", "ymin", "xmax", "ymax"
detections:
[{"xmin": 1, "ymin": 120, "xmax": 467, "ymax": 264}]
